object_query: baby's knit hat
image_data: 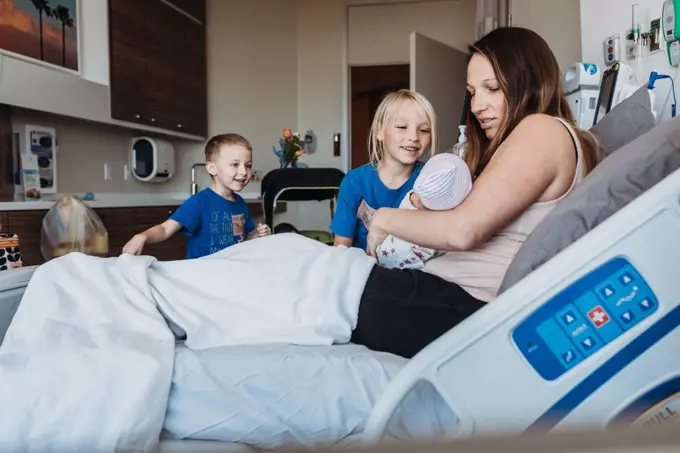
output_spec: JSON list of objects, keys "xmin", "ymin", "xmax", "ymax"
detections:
[{"xmin": 413, "ymin": 153, "xmax": 472, "ymax": 210}]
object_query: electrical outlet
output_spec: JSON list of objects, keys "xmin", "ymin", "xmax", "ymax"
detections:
[{"xmin": 104, "ymin": 163, "xmax": 111, "ymax": 181}]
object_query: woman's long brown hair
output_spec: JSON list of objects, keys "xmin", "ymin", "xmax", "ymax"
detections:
[{"xmin": 464, "ymin": 27, "xmax": 601, "ymax": 178}]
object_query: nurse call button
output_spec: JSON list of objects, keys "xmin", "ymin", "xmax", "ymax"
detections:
[{"xmin": 588, "ymin": 306, "xmax": 610, "ymax": 328}]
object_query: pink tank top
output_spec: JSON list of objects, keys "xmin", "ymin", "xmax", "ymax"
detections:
[{"xmin": 423, "ymin": 117, "xmax": 585, "ymax": 302}]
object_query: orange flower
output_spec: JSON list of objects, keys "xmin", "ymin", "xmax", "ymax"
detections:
[{"xmin": 283, "ymin": 128, "xmax": 292, "ymax": 138}]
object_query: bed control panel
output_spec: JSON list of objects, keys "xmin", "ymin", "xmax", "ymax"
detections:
[{"xmin": 512, "ymin": 256, "xmax": 659, "ymax": 381}]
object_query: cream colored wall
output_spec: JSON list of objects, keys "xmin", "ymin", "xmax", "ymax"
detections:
[
  {"xmin": 510, "ymin": 0, "xmax": 582, "ymax": 72},
  {"xmin": 10, "ymin": 108, "xmax": 203, "ymax": 195},
  {"xmin": 11, "ymin": 0, "xmax": 302, "ymax": 197},
  {"xmin": 7, "ymin": 0, "xmax": 473, "ymax": 230},
  {"xmin": 348, "ymin": 0, "xmax": 476, "ymax": 65}
]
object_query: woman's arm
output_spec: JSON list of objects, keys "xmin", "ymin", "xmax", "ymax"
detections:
[{"xmin": 368, "ymin": 114, "xmax": 577, "ymax": 254}]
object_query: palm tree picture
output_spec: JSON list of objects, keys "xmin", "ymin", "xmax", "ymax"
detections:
[
  {"xmin": 52, "ymin": 5, "xmax": 75, "ymax": 67},
  {"xmin": 29, "ymin": 0, "xmax": 52, "ymax": 60},
  {"xmin": 0, "ymin": 0, "xmax": 79, "ymax": 71}
]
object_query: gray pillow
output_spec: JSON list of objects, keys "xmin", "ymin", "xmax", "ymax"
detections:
[
  {"xmin": 590, "ymin": 85, "xmax": 656, "ymax": 156},
  {"xmin": 499, "ymin": 116, "xmax": 680, "ymax": 293}
]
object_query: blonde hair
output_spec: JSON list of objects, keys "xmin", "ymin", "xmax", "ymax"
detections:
[
  {"xmin": 367, "ymin": 89, "xmax": 437, "ymax": 165},
  {"xmin": 205, "ymin": 133, "xmax": 253, "ymax": 163}
]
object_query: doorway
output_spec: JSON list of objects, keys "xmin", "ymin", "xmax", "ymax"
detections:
[{"xmin": 349, "ymin": 64, "xmax": 409, "ymax": 169}]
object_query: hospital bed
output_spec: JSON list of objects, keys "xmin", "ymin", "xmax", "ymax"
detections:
[{"xmin": 0, "ymin": 99, "xmax": 679, "ymax": 451}]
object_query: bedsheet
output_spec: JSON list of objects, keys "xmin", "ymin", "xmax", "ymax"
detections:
[
  {"xmin": 163, "ymin": 343, "xmax": 458, "ymax": 449},
  {"xmin": 0, "ymin": 235, "xmax": 377, "ymax": 453}
]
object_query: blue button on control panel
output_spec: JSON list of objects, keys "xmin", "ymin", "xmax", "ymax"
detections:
[{"xmin": 512, "ymin": 257, "xmax": 659, "ymax": 381}]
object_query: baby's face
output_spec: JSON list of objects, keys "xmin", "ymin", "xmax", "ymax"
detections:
[{"xmin": 410, "ymin": 192, "xmax": 429, "ymax": 210}]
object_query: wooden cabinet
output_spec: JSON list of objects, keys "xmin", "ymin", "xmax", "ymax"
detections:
[
  {"xmin": 108, "ymin": 0, "xmax": 207, "ymax": 137},
  {"xmin": 3, "ymin": 207, "xmax": 185, "ymax": 266},
  {"xmin": 0, "ymin": 105, "xmax": 14, "ymax": 199},
  {"xmin": 129, "ymin": 206, "xmax": 186, "ymax": 261},
  {"xmin": 1, "ymin": 201, "xmax": 282, "ymax": 266},
  {"xmin": 5, "ymin": 210, "xmax": 44, "ymax": 266},
  {"xmin": 166, "ymin": 0, "xmax": 206, "ymax": 24}
]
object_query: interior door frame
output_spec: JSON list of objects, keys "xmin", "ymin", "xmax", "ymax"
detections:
[
  {"xmin": 341, "ymin": 0, "xmax": 462, "ymax": 173},
  {"xmin": 342, "ymin": 2, "xmax": 417, "ymax": 173}
]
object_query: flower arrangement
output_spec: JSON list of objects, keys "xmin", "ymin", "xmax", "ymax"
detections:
[{"xmin": 272, "ymin": 128, "xmax": 305, "ymax": 168}]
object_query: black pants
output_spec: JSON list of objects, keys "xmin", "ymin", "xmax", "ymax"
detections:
[{"xmin": 351, "ymin": 266, "xmax": 486, "ymax": 359}]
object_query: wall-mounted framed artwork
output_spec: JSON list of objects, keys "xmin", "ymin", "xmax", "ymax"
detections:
[{"xmin": 0, "ymin": 0, "xmax": 79, "ymax": 72}]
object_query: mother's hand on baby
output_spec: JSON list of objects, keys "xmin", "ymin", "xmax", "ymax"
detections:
[
  {"xmin": 409, "ymin": 192, "xmax": 427, "ymax": 210},
  {"xmin": 366, "ymin": 208, "xmax": 390, "ymax": 257}
]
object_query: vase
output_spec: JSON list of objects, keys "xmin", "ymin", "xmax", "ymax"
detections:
[{"xmin": 281, "ymin": 159, "xmax": 298, "ymax": 169}]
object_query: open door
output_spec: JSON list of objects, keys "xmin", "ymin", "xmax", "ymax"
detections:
[{"xmin": 409, "ymin": 32, "xmax": 468, "ymax": 156}]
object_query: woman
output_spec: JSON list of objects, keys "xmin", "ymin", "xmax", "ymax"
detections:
[{"xmin": 351, "ymin": 27, "xmax": 601, "ymax": 358}]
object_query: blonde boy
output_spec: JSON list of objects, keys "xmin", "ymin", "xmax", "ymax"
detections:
[{"xmin": 123, "ymin": 133, "xmax": 270, "ymax": 259}]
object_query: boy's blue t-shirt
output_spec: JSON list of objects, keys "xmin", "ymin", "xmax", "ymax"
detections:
[
  {"xmin": 170, "ymin": 188, "xmax": 255, "ymax": 259},
  {"xmin": 330, "ymin": 162, "xmax": 424, "ymax": 251}
]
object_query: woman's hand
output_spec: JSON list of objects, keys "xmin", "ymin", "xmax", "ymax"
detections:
[{"xmin": 366, "ymin": 209, "xmax": 390, "ymax": 257}]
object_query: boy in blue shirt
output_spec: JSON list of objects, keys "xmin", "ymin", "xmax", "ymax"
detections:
[{"xmin": 122, "ymin": 133, "xmax": 271, "ymax": 259}]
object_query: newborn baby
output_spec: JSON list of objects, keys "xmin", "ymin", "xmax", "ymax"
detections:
[{"xmin": 376, "ymin": 153, "xmax": 472, "ymax": 270}]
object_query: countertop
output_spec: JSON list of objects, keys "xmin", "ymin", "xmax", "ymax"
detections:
[{"xmin": 0, "ymin": 191, "xmax": 264, "ymax": 211}]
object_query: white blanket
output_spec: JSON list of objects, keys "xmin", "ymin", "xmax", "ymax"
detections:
[{"xmin": 0, "ymin": 234, "xmax": 376, "ymax": 453}]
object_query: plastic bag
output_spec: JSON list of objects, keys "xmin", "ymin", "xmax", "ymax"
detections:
[{"xmin": 40, "ymin": 195, "xmax": 109, "ymax": 261}]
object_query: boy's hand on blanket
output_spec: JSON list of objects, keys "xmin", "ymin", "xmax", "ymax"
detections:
[
  {"xmin": 256, "ymin": 223, "xmax": 271, "ymax": 237},
  {"xmin": 248, "ymin": 223, "xmax": 271, "ymax": 240},
  {"xmin": 122, "ymin": 234, "xmax": 146, "ymax": 255}
]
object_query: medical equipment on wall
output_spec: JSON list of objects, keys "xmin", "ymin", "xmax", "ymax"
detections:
[
  {"xmin": 648, "ymin": 71, "xmax": 677, "ymax": 117},
  {"xmin": 565, "ymin": 63, "xmax": 602, "ymax": 129},
  {"xmin": 603, "ymin": 34, "xmax": 622, "ymax": 66},
  {"xmin": 130, "ymin": 136, "xmax": 175, "ymax": 183},
  {"xmin": 12, "ymin": 124, "xmax": 58, "ymax": 195},
  {"xmin": 364, "ymin": 167, "xmax": 680, "ymax": 443},
  {"xmin": 663, "ymin": 0, "xmax": 680, "ymax": 67},
  {"xmin": 592, "ymin": 62, "xmax": 637, "ymax": 126}
]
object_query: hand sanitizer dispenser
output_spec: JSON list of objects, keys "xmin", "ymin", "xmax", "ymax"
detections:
[
  {"xmin": 453, "ymin": 125, "xmax": 468, "ymax": 159},
  {"xmin": 130, "ymin": 137, "xmax": 175, "ymax": 183}
]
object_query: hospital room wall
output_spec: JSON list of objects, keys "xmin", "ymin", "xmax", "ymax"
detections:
[
  {"xmin": 580, "ymin": 0, "xmax": 679, "ymax": 123},
  {"xmin": 5, "ymin": 0, "xmax": 477, "ymax": 230}
]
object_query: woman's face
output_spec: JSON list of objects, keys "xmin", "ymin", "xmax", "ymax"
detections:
[{"xmin": 466, "ymin": 53, "xmax": 507, "ymax": 140}]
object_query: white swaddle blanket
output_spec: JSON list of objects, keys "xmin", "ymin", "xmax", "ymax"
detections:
[{"xmin": 377, "ymin": 153, "xmax": 473, "ymax": 269}]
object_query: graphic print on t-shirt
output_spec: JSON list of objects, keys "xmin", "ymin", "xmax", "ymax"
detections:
[{"xmin": 209, "ymin": 211, "xmax": 246, "ymax": 254}]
